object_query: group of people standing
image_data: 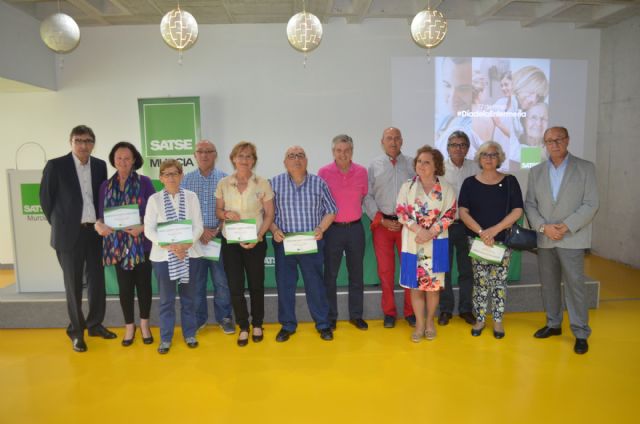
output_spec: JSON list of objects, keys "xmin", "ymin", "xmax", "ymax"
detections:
[{"xmin": 39, "ymin": 124, "xmax": 598, "ymax": 356}]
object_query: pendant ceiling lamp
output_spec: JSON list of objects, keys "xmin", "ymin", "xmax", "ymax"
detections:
[
  {"xmin": 410, "ymin": 1, "xmax": 448, "ymax": 57},
  {"xmin": 160, "ymin": 4, "xmax": 199, "ymax": 63},
  {"xmin": 286, "ymin": 0, "xmax": 323, "ymax": 66}
]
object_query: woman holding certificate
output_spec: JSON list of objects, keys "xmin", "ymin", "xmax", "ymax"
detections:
[
  {"xmin": 216, "ymin": 142, "xmax": 274, "ymax": 347},
  {"xmin": 144, "ymin": 159, "xmax": 204, "ymax": 354},
  {"xmin": 396, "ymin": 146, "xmax": 456, "ymax": 342},
  {"xmin": 458, "ymin": 141, "xmax": 523, "ymax": 339},
  {"xmin": 95, "ymin": 142, "xmax": 155, "ymax": 346}
]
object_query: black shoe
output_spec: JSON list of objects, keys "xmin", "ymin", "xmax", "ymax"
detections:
[
  {"xmin": 72, "ymin": 338, "xmax": 87, "ymax": 352},
  {"xmin": 383, "ymin": 315, "xmax": 396, "ymax": 328},
  {"xmin": 142, "ymin": 335, "xmax": 154, "ymax": 345},
  {"xmin": 405, "ymin": 315, "xmax": 416, "ymax": 327},
  {"xmin": 88, "ymin": 325, "xmax": 117, "ymax": 339},
  {"xmin": 330, "ymin": 320, "xmax": 337, "ymax": 330},
  {"xmin": 349, "ymin": 318, "xmax": 368, "ymax": 330},
  {"xmin": 533, "ymin": 326, "xmax": 562, "ymax": 338},
  {"xmin": 237, "ymin": 331, "xmax": 249, "ymax": 347},
  {"xmin": 437, "ymin": 312, "xmax": 452, "ymax": 326},
  {"xmin": 459, "ymin": 312, "xmax": 476, "ymax": 325},
  {"xmin": 276, "ymin": 328, "xmax": 295, "ymax": 343},
  {"xmin": 122, "ymin": 326, "xmax": 136, "ymax": 347},
  {"xmin": 471, "ymin": 325, "xmax": 485, "ymax": 337},
  {"xmin": 252, "ymin": 327, "xmax": 264, "ymax": 343},
  {"xmin": 493, "ymin": 330, "xmax": 505, "ymax": 339},
  {"xmin": 574, "ymin": 338, "xmax": 589, "ymax": 354},
  {"xmin": 319, "ymin": 328, "xmax": 333, "ymax": 341}
]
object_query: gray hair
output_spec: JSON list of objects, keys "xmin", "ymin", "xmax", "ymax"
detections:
[
  {"xmin": 475, "ymin": 141, "xmax": 506, "ymax": 168},
  {"xmin": 332, "ymin": 134, "xmax": 353, "ymax": 149},
  {"xmin": 447, "ymin": 130, "xmax": 470, "ymax": 146}
]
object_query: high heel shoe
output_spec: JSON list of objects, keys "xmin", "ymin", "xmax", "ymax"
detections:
[
  {"xmin": 140, "ymin": 322, "xmax": 154, "ymax": 344},
  {"xmin": 237, "ymin": 331, "xmax": 249, "ymax": 347},
  {"xmin": 471, "ymin": 324, "xmax": 485, "ymax": 337},
  {"xmin": 122, "ymin": 325, "xmax": 136, "ymax": 347},
  {"xmin": 252, "ymin": 327, "xmax": 264, "ymax": 343}
]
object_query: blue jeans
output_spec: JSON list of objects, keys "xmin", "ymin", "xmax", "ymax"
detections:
[
  {"xmin": 152, "ymin": 260, "xmax": 198, "ymax": 343},
  {"xmin": 190, "ymin": 256, "xmax": 232, "ymax": 327},
  {"xmin": 273, "ymin": 239, "xmax": 330, "ymax": 332}
]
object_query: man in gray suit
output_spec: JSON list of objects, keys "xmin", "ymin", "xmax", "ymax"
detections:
[{"xmin": 525, "ymin": 126, "xmax": 599, "ymax": 354}]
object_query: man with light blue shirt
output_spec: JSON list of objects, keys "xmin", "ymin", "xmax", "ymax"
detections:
[
  {"xmin": 181, "ymin": 140, "xmax": 234, "ymax": 335},
  {"xmin": 269, "ymin": 146, "xmax": 337, "ymax": 342},
  {"xmin": 525, "ymin": 127, "xmax": 599, "ymax": 355}
]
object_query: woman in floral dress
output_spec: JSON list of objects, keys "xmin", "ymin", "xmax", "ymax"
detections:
[{"xmin": 396, "ymin": 146, "xmax": 456, "ymax": 342}]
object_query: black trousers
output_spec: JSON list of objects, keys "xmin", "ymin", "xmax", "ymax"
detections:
[
  {"xmin": 56, "ymin": 225, "xmax": 105, "ymax": 340},
  {"xmin": 440, "ymin": 222, "xmax": 474, "ymax": 315},
  {"xmin": 221, "ymin": 238, "xmax": 267, "ymax": 331},
  {"xmin": 114, "ymin": 252, "xmax": 152, "ymax": 324},
  {"xmin": 323, "ymin": 222, "xmax": 365, "ymax": 321}
]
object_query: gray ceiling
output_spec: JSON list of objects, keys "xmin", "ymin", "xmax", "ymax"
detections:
[{"xmin": 4, "ymin": 0, "xmax": 640, "ymax": 28}]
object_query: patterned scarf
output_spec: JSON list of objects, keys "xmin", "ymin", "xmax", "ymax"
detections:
[
  {"xmin": 162, "ymin": 188, "xmax": 189, "ymax": 284},
  {"xmin": 102, "ymin": 172, "xmax": 145, "ymax": 270}
]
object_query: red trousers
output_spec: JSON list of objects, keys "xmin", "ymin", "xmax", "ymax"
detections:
[{"xmin": 372, "ymin": 225, "xmax": 413, "ymax": 317}]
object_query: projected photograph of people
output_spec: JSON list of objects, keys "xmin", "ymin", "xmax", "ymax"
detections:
[{"xmin": 434, "ymin": 57, "xmax": 550, "ymax": 171}]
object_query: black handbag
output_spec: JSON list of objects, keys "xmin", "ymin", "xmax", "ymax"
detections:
[{"xmin": 503, "ymin": 176, "xmax": 537, "ymax": 251}]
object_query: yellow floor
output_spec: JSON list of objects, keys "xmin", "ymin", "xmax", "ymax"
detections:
[{"xmin": 1, "ymin": 255, "xmax": 639, "ymax": 423}]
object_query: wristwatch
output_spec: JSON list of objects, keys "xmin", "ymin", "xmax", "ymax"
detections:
[{"xmin": 538, "ymin": 224, "xmax": 545, "ymax": 233}]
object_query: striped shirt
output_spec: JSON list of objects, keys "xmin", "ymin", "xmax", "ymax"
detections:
[
  {"xmin": 181, "ymin": 167, "xmax": 227, "ymax": 228},
  {"xmin": 270, "ymin": 172, "xmax": 338, "ymax": 233}
]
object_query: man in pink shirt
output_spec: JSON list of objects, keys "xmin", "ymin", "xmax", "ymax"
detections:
[{"xmin": 318, "ymin": 134, "xmax": 369, "ymax": 330}]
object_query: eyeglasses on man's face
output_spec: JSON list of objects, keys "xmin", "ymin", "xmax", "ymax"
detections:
[
  {"xmin": 447, "ymin": 143, "xmax": 469, "ymax": 149},
  {"xmin": 195, "ymin": 150, "xmax": 216, "ymax": 155},
  {"xmin": 286, "ymin": 152, "xmax": 306, "ymax": 160},
  {"xmin": 544, "ymin": 136, "xmax": 567, "ymax": 147},
  {"xmin": 72, "ymin": 138, "xmax": 95, "ymax": 146}
]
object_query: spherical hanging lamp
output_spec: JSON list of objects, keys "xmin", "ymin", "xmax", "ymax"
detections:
[
  {"xmin": 160, "ymin": 7, "xmax": 199, "ymax": 51},
  {"xmin": 410, "ymin": 7, "xmax": 448, "ymax": 49},
  {"xmin": 40, "ymin": 12, "xmax": 81, "ymax": 53},
  {"xmin": 286, "ymin": 11, "xmax": 323, "ymax": 53}
]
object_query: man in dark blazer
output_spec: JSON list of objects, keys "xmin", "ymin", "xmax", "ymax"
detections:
[
  {"xmin": 525, "ymin": 126, "xmax": 599, "ymax": 355},
  {"xmin": 40, "ymin": 125, "xmax": 116, "ymax": 352}
]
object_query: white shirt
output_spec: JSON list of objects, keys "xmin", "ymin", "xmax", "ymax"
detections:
[
  {"xmin": 72, "ymin": 153, "xmax": 96, "ymax": 223},
  {"xmin": 443, "ymin": 158, "xmax": 476, "ymax": 219},
  {"xmin": 144, "ymin": 189, "xmax": 205, "ymax": 261}
]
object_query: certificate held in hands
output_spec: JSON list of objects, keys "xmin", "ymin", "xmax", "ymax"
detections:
[
  {"xmin": 157, "ymin": 219, "xmax": 193, "ymax": 246},
  {"xmin": 469, "ymin": 238, "xmax": 507, "ymax": 264},
  {"xmin": 225, "ymin": 219, "xmax": 258, "ymax": 244},
  {"xmin": 104, "ymin": 204, "xmax": 141, "ymax": 230},
  {"xmin": 283, "ymin": 232, "xmax": 318, "ymax": 256}
]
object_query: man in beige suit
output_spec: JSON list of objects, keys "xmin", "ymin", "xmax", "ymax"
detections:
[{"xmin": 525, "ymin": 126, "xmax": 599, "ymax": 354}]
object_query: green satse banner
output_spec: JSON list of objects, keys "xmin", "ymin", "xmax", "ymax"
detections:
[{"xmin": 138, "ymin": 97, "xmax": 201, "ymax": 179}]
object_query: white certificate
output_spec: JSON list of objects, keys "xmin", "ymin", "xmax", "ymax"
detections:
[
  {"xmin": 225, "ymin": 219, "xmax": 258, "ymax": 244},
  {"xmin": 103, "ymin": 204, "xmax": 141, "ymax": 230},
  {"xmin": 201, "ymin": 238, "xmax": 221, "ymax": 261},
  {"xmin": 283, "ymin": 232, "xmax": 318, "ymax": 256},
  {"xmin": 469, "ymin": 238, "xmax": 507, "ymax": 264},
  {"xmin": 157, "ymin": 219, "xmax": 193, "ymax": 246}
]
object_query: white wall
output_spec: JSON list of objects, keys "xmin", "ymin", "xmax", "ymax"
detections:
[
  {"xmin": 593, "ymin": 16, "xmax": 640, "ymax": 267},
  {"xmin": 0, "ymin": 1, "xmax": 56, "ymax": 89},
  {"xmin": 0, "ymin": 19, "xmax": 601, "ymax": 264}
]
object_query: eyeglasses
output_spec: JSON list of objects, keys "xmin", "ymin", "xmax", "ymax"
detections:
[
  {"xmin": 195, "ymin": 150, "xmax": 216, "ymax": 155},
  {"xmin": 72, "ymin": 138, "xmax": 95, "ymax": 146},
  {"xmin": 544, "ymin": 137, "xmax": 567, "ymax": 147},
  {"xmin": 160, "ymin": 172, "xmax": 181, "ymax": 178},
  {"xmin": 480, "ymin": 152, "xmax": 499, "ymax": 159},
  {"xmin": 447, "ymin": 143, "xmax": 469, "ymax": 149},
  {"xmin": 286, "ymin": 153, "xmax": 306, "ymax": 160}
]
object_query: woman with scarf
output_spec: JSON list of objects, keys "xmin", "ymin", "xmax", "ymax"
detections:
[
  {"xmin": 144, "ymin": 159, "xmax": 204, "ymax": 354},
  {"xmin": 95, "ymin": 142, "xmax": 156, "ymax": 346},
  {"xmin": 396, "ymin": 146, "xmax": 456, "ymax": 342}
]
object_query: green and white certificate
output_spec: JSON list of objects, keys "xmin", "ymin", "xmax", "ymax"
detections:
[
  {"xmin": 225, "ymin": 219, "xmax": 258, "ymax": 244},
  {"xmin": 468, "ymin": 238, "xmax": 506, "ymax": 264},
  {"xmin": 157, "ymin": 219, "xmax": 193, "ymax": 246},
  {"xmin": 103, "ymin": 204, "xmax": 141, "ymax": 230},
  {"xmin": 283, "ymin": 232, "xmax": 317, "ymax": 256},
  {"xmin": 201, "ymin": 238, "xmax": 221, "ymax": 261}
]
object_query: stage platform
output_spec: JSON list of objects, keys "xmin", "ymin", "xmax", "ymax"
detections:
[{"xmin": 0, "ymin": 251, "xmax": 600, "ymax": 328}]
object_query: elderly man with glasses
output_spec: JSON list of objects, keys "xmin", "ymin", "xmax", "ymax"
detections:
[
  {"xmin": 438, "ymin": 130, "xmax": 478, "ymax": 326},
  {"xmin": 269, "ymin": 146, "xmax": 338, "ymax": 342}
]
